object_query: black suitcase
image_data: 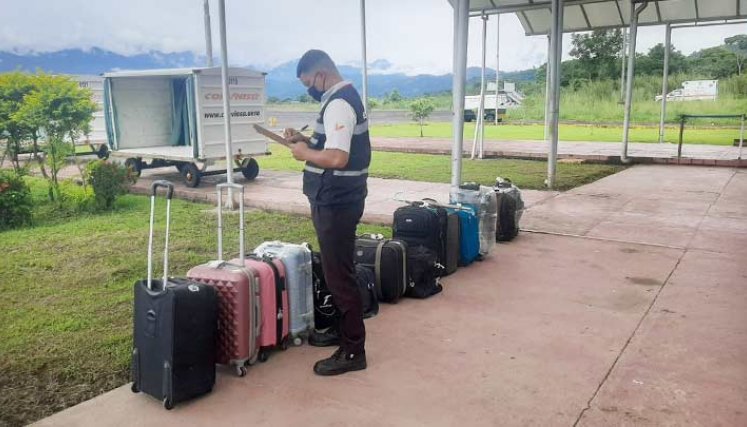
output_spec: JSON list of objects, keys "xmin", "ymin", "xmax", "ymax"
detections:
[
  {"xmin": 354, "ymin": 235, "xmax": 408, "ymax": 303},
  {"xmin": 406, "ymin": 245, "xmax": 444, "ymax": 299},
  {"xmin": 393, "ymin": 203, "xmax": 448, "ymax": 274},
  {"xmin": 444, "ymin": 211, "xmax": 460, "ymax": 275},
  {"xmin": 131, "ymin": 181, "xmax": 218, "ymax": 410},
  {"xmin": 494, "ymin": 178, "xmax": 525, "ymax": 242},
  {"xmin": 355, "ymin": 265, "xmax": 379, "ymax": 319},
  {"xmin": 311, "ymin": 249, "xmax": 338, "ymax": 331}
]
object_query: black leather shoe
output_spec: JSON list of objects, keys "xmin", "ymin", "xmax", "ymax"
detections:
[
  {"xmin": 308, "ymin": 328, "xmax": 340, "ymax": 347},
  {"xmin": 313, "ymin": 348, "xmax": 367, "ymax": 376}
]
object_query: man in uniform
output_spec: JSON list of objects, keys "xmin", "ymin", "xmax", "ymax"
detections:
[{"xmin": 284, "ymin": 49, "xmax": 371, "ymax": 376}]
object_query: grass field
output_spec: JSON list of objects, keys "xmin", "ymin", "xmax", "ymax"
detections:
[
  {"xmin": 0, "ymin": 178, "xmax": 388, "ymax": 426},
  {"xmin": 260, "ymin": 145, "xmax": 625, "ymax": 191},
  {"xmin": 370, "ymin": 122, "xmax": 743, "ymax": 145}
]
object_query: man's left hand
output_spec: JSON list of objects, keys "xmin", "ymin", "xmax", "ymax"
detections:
[{"xmin": 290, "ymin": 142, "xmax": 310, "ymax": 161}]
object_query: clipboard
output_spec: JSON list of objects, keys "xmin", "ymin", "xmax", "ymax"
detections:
[{"xmin": 252, "ymin": 124, "xmax": 294, "ymax": 148}]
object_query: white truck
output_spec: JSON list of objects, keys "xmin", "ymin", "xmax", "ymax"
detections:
[
  {"xmin": 655, "ymin": 80, "xmax": 719, "ymax": 102},
  {"xmin": 71, "ymin": 75, "xmax": 109, "ymax": 159},
  {"xmin": 463, "ymin": 82, "xmax": 522, "ymax": 122},
  {"xmin": 103, "ymin": 67, "xmax": 268, "ymax": 187}
]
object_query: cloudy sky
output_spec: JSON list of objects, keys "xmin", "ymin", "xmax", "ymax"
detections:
[{"xmin": 1, "ymin": 0, "xmax": 745, "ymax": 74}]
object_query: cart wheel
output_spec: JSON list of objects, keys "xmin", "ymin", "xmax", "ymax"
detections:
[
  {"xmin": 97, "ymin": 145, "xmax": 110, "ymax": 160},
  {"xmin": 293, "ymin": 336, "xmax": 303, "ymax": 346},
  {"xmin": 175, "ymin": 162, "xmax": 186, "ymax": 173},
  {"xmin": 163, "ymin": 397, "xmax": 174, "ymax": 410},
  {"xmin": 131, "ymin": 383, "xmax": 139, "ymax": 393},
  {"xmin": 258, "ymin": 351, "xmax": 269, "ymax": 363},
  {"xmin": 125, "ymin": 158, "xmax": 142, "ymax": 177},
  {"xmin": 236, "ymin": 365, "xmax": 247, "ymax": 377},
  {"xmin": 181, "ymin": 163, "xmax": 201, "ymax": 188},
  {"xmin": 241, "ymin": 158, "xmax": 259, "ymax": 181}
]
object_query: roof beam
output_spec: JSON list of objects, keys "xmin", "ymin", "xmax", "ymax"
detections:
[
  {"xmin": 520, "ymin": 10, "xmax": 536, "ymax": 33},
  {"xmin": 580, "ymin": 4, "xmax": 593, "ymax": 29},
  {"xmin": 615, "ymin": 0, "xmax": 625, "ymax": 24},
  {"xmin": 468, "ymin": 0, "xmax": 612, "ymax": 16}
]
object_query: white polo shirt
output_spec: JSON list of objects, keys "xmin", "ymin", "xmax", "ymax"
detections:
[{"xmin": 319, "ymin": 81, "xmax": 358, "ymax": 153}]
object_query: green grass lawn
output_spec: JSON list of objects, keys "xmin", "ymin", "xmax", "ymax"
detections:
[
  {"xmin": 261, "ymin": 145, "xmax": 625, "ymax": 191},
  {"xmin": 371, "ymin": 122, "xmax": 742, "ymax": 146},
  {"xmin": 0, "ymin": 178, "xmax": 388, "ymax": 426}
]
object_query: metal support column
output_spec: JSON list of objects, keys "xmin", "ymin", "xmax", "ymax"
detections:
[
  {"xmin": 620, "ymin": 28, "xmax": 627, "ymax": 103},
  {"xmin": 621, "ymin": 1, "xmax": 649, "ymax": 164},
  {"xmin": 495, "ymin": 14, "xmax": 500, "ymax": 126},
  {"xmin": 204, "ymin": 0, "xmax": 213, "ymax": 67},
  {"xmin": 658, "ymin": 23, "xmax": 671, "ymax": 144},
  {"xmin": 544, "ymin": 35, "xmax": 551, "ymax": 141},
  {"xmin": 739, "ymin": 114, "xmax": 745, "ymax": 160},
  {"xmin": 218, "ymin": 0, "xmax": 235, "ymax": 206},
  {"xmin": 472, "ymin": 14, "xmax": 488, "ymax": 160},
  {"xmin": 451, "ymin": 0, "xmax": 470, "ymax": 201},
  {"xmin": 360, "ymin": 0, "xmax": 369, "ymax": 113},
  {"xmin": 546, "ymin": 0, "xmax": 563, "ymax": 189}
]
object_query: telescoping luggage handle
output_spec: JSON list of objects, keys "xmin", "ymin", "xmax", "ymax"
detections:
[
  {"xmin": 147, "ymin": 180, "xmax": 175, "ymax": 291},
  {"xmin": 392, "ymin": 192, "xmax": 471, "ymax": 211},
  {"xmin": 216, "ymin": 183, "xmax": 245, "ymax": 262}
]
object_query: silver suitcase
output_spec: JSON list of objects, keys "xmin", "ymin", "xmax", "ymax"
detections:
[
  {"xmin": 452, "ymin": 185, "xmax": 498, "ymax": 257},
  {"xmin": 254, "ymin": 241, "xmax": 314, "ymax": 345}
]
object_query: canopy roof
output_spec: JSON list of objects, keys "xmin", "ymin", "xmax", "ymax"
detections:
[{"xmin": 460, "ymin": 0, "xmax": 747, "ymax": 35}]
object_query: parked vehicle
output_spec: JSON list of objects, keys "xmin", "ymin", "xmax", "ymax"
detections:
[
  {"xmin": 655, "ymin": 80, "xmax": 718, "ymax": 102},
  {"xmin": 103, "ymin": 67, "xmax": 268, "ymax": 187}
]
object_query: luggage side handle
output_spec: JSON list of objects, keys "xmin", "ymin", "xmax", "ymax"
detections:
[
  {"xmin": 147, "ymin": 180, "xmax": 175, "ymax": 290},
  {"xmin": 216, "ymin": 183, "xmax": 245, "ymax": 262}
]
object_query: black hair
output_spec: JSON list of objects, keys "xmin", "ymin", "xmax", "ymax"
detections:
[{"xmin": 296, "ymin": 49, "xmax": 338, "ymax": 78}]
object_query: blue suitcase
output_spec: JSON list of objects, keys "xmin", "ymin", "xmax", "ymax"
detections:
[{"xmin": 450, "ymin": 206, "xmax": 480, "ymax": 266}]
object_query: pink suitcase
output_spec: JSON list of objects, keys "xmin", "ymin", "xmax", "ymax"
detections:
[
  {"xmin": 231, "ymin": 255, "xmax": 290, "ymax": 362},
  {"xmin": 187, "ymin": 183, "xmax": 259, "ymax": 377}
]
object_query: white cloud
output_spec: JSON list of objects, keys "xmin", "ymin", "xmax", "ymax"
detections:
[{"xmin": 0, "ymin": 0, "xmax": 744, "ymax": 74}]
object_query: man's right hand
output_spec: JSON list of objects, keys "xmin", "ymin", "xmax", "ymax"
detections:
[{"xmin": 283, "ymin": 128, "xmax": 310, "ymax": 144}]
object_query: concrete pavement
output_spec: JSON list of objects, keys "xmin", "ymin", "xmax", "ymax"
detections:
[
  {"xmin": 371, "ymin": 137, "xmax": 746, "ymax": 167},
  {"xmin": 34, "ymin": 165, "xmax": 747, "ymax": 426}
]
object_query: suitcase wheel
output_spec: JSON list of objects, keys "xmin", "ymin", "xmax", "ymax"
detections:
[
  {"xmin": 236, "ymin": 365, "xmax": 247, "ymax": 377},
  {"xmin": 130, "ymin": 383, "xmax": 139, "ymax": 393},
  {"xmin": 163, "ymin": 397, "xmax": 174, "ymax": 410},
  {"xmin": 258, "ymin": 351, "xmax": 269, "ymax": 363}
]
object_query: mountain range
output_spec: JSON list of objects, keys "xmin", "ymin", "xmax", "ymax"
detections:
[{"xmin": 0, "ymin": 48, "xmax": 536, "ymax": 99}]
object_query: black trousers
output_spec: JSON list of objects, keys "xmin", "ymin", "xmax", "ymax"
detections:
[{"xmin": 311, "ymin": 200, "xmax": 365, "ymax": 355}]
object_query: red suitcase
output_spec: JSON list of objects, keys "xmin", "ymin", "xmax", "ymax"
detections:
[
  {"xmin": 187, "ymin": 183, "xmax": 259, "ymax": 377},
  {"xmin": 232, "ymin": 255, "xmax": 290, "ymax": 362}
]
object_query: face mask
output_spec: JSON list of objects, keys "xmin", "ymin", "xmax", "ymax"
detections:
[
  {"xmin": 307, "ymin": 86, "xmax": 324, "ymax": 102},
  {"xmin": 306, "ymin": 73, "xmax": 324, "ymax": 102}
]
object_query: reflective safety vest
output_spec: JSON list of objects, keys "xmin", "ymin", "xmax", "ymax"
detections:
[{"xmin": 303, "ymin": 84, "xmax": 371, "ymax": 206}]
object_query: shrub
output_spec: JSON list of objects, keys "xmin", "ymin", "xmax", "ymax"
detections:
[
  {"xmin": 59, "ymin": 180, "xmax": 95, "ymax": 213},
  {"xmin": 85, "ymin": 160, "xmax": 134, "ymax": 210},
  {"xmin": 0, "ymin": 170, "xmax": 33, "ymax": 231}
]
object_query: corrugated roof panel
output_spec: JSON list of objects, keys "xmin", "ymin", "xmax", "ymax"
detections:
[
  {"xmin": 699, "ymin": 0, "xmax": 738, "ymax": 18},
  {"xmin": 461, "ymin": 0, "xmax": 746, "ymax": 35},
  {"xmin": 638, "ymin": 2, "xmax": 662, "ymax": 24},
  {"xmin": 617, "ymin": 0, "xmax": 631, "ymax": 25},
  {"xmin": 501, "ymin": 0, "xmax": 530, "ymax": 6},
  {"xmin": 524, "ymin": 8, "xmax": 552, "ymax": 35},
  {"xmin": 565, "ymin": 5, "xmax": 590, "ymax": 30},
  {"xmin": 584, "ymin": 2, "xmax": 624, "ymax": 27},
  {"xmin": 469, "ymin": 0, "xmax": 494, "ymax": 12},
  {"xmin": 659, "ymin": 0, "xmax": 697, "ymax": 21}
]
